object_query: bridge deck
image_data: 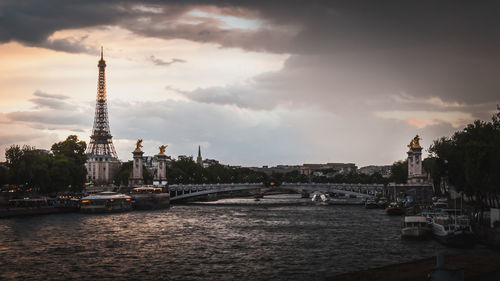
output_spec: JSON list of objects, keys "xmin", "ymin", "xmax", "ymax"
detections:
[{"xmin": 168, "ymin": 183, "xmax": 384, "ymax": 201}]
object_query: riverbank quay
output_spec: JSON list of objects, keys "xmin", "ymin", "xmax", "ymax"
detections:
[{"xmin": 326, "ymin": 250, "xmax": 500, "ymax": 281}]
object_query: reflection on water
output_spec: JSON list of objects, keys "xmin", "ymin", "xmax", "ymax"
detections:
[{"xmin": 0, "ymin": 194, "xmax": 471, "ymax": 280}]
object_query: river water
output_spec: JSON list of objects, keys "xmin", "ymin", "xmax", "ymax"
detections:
[{"xmin": 0, "ymin": 194, "xmax": 472, "ymax": 280}]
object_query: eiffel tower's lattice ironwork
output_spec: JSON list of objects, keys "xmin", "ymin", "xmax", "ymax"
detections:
[{"xmin": 86, "ymin": 47, "xmax": 118, "ymax": 158}]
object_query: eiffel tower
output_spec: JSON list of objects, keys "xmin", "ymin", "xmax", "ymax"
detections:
[{"xmin": 85, "ymin": 47, "xmax": 120, "ymax": 185}]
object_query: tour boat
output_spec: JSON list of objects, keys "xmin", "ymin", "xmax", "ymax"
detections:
[
  {"xmin": 401, "ymin": 216, "xmax": 431, "ymax": 239},
  {"xmin": 386, "ymin": 202, "xmax": 406, "ymax": 215},
  {"xmin": 430, "ymin": 213, "xmax": 475, "ymax": 247},
  {"xmin": 0, "ymin": 198, "xmax": 79, "ymax": 218},
  {"xmin": 80, "ymin": 192, "xmax": 132, "ymax": 213},
  {"xmin": 130, "ymin": 186, "xmax": 170, "ymax": 210}
]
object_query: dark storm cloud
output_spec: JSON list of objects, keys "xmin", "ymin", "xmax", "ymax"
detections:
[
  {"xmin": 149, "ymin": 56, "xmax": 186, "ymax": 66},
  {"xmin": 2, "ymin": 1, "xmax": 499, "ymax": 122},
  {"xmin": 2, "ymin": 1, "xmax": 500, "ymax": 54},
  {"xmin": 38, "ymin": 36, "xmax": 96, "ymax": 54}
]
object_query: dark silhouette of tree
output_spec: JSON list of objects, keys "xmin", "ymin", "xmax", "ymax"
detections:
[
  {"xmin": 429, "ymin": 107, "xmax": 500, "ymax": 206},
  {"xmin": 390, "ymin": 160, "xmax": 408, "ymax": 184}
]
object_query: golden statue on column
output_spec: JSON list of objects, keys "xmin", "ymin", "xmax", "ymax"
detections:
[
  {"xmin": 134, "ymin": 139, "xmax": 143, "ymax": 152},
  {"xmin": 407, "ymin": 135, "xmax": 421, "ymax": 151},
  {"xmin": 158, "ymin": 145, "xmax": 168, "ymax": 155}
]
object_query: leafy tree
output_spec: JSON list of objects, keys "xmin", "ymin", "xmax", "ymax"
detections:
[
  {"xmin": 50, "ymin": 135, "xmax": 87, "ymax": 192},
  {"xmin": 429, "ymin": 107, "xmax": 500, "ymax": 206},
  {"xmin": 5, "ymin": 145, "xmax": 52, "ymax": 193},
  {"xmin": 115, "ymin": 161, "xmax": 132, "ymax": 186},
  {"xmin": 423, "ymin": 157, "xmax": 444, "ymax": 194},
  {"xmin": 0, "ymin": 165, "xmax": 9, "ymax": 187},
  {"xmin": 390, "ymin": 160, "xmax": 408, "ymax": 184},
  {"xmin": 3, "ymin": 135, "xmax": 88, "ymax": 194}
]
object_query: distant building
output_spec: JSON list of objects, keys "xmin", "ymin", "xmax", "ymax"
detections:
[
  {"xmin": 300, "ymin": 163, "xmax": 357, "ymax": 176},
  {"xmin": 250, "ymin": 165, "xmax": 301, "ymax": 175},
  {"xmin": 358, "ymin": 165, "xmax": 392, "ymax": 178},
  {"xmin": 142, "ymin": 156, "xmax": 155, "ymax": 169},
  {"xmin": 202, "ymin": 159, "xmax": 219, "ymax": 168}
]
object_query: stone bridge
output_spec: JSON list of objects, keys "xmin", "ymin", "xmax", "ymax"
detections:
[{"xmin": 169, "ymin": 182, "xmax": 385, "ymax": 201}]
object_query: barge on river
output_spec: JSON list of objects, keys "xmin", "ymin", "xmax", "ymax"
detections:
[
  {"xmin": 130, "ymin": 186, "xmax": 170, "ymax": 210},
  {"xmin": 401, "ymin": 215, "xmax": 431, "ymax": 239},
  {"xmin": 0, "ymin": 198, "xmax": 79, "ymax": 218},
  {"xmin": 80, "ymin": 192, "xmax": 132, "ymax": 213}
]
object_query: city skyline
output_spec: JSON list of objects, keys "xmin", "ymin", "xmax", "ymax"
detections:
[{"xmin": 1, "ymin": 1, "xmax": 499, "ymax": 167}]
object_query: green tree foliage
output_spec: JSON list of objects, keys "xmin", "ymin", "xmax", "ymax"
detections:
[
  {"xmin": 50, "ymin": 135, "xmax": 87, "ymax": 192},
  {"xmin": 429, "ymin": 108, "xmax": 500, "ymax": 205},
  {"xmin": 3, "ymin": 135, "xmax": 88, "ymax": 194},
  {"xmin": 0, "ymin": 165, "xmax": 9, "ymax": 187},
  {"xmin": 390, "ymin": 160, "xmax": 408, "ymax": 184},
  {"xmin": 164, "ymin": 157, "xmax": 266, "ymax": 184},
  {"xmin": 423, "ymin": 157, "xmax": 445, "ymax": 194},
  {"xmin": 115, "ymin": 161, "xmax": 132, "ymax": 186}
]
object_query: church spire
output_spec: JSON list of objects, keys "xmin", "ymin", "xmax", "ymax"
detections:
[{"xmin": 197, "ymin": 145, "xmax": 203, "ymax": 165}]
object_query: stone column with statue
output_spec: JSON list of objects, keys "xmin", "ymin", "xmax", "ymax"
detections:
[
  {"xmin": 407, "ymin": 135, "xmax": 427, "ymax": 184},
  {"xmin": 129, "ymin": 139, "xmax": 144, "ymax": 187},
  {"xmin": 154, "ymin": 145, "xmax": 168, "ymax": 189}
]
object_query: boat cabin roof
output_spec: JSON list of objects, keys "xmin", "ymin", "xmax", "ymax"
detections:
[
  {"xmin": 404, "ymin": 216, "xmax": 427, "ymax": 223},
  {"xmin": 9, "ymin": 198, "xmax": 52, "ymax": 202},
  {"xmin": 132, "ymin": 187, "xmax": 163, "ymax": 191},
  {"xmin": 82, "ymin": 192, "xmax": 131, "ymax": 200}
]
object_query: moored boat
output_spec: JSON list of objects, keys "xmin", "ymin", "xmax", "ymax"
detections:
[
  {"xmin": 80, "ymin": 192, "xmax": 132, "ymax": 213},
  {"xmin": 0, "ymin": 198, "xmax": 79, "ymax": 218},
  {"xmin": 386, "ymin": 202, "xmax": 406, "ymax": 215},
  {"xmin": 130, "ymin": 186, "xmax": 170, "ymax": 210},
  {"xmin": 430, "ymin": 213, "xmax": 475, "ymax": 247},
  {"xmin": 365, "ymin": 199, "xmax": 379, "ymax": 209},
  {"xmin": 312, "ymin": 192, "xmax": 330, "ymax": 204},
  {"xmin": 401, "ymin": 216, "xmax": 431, "ymax": 239}
]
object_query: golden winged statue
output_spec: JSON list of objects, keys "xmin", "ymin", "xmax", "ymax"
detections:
[
  {"xmin": 158, "ymin": 145, "xmax": 168, "ymax": 155},
  {"xmin": 407, "ymin": 135, "xmax": 421, "ymax": 151},
  {"xmin": 134, "ymin": 139, "xmax": 143, "ymax": 152}
]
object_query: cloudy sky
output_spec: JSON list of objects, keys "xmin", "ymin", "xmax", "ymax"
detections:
[{"xmin": 0, "ymin": 1, "xmax": 498, "ymax": 167}]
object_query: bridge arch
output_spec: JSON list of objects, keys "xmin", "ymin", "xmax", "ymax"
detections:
[{"xmin": 168, "ymin": 183, "xmax": 385, "ymax": 201}]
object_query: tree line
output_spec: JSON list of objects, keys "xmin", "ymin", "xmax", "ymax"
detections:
[
  {"xmin": 425, "ymin": 107, "xmax": 500, "ymax": 207},
  {"xmin": 114, "ymin": 157, "xmax": 392, "ymax": 186},
  {"xmin": 0, "ymin": 135, "xmax": 87, "ymax": 195}
]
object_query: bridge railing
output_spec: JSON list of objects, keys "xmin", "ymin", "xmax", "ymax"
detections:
[{"xmin": 167, "ymin": 182, "xmax": 386, "ymax": 201}]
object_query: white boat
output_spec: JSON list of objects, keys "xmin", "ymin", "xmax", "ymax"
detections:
[
  {"xmin": 311, "ymin": 192, "xmax": 330, "ymax": 204},
  {"xmin": 80, "ymin": 192, "xmax": 132, "ymax": 213},
  {"xmin": 365, "ymin": 199, "xmax": 379, "ymax": 209},
  {"xmin": 401, "ymin": 216, "xmax": 431, "ymax": 239},
  {"xmin": 130, "ymin": 186, "xmax": 170, "ymax": 210},
  {"xmin": 430, "ymin": 213, "xmax": 475, "ymax": 247}
]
